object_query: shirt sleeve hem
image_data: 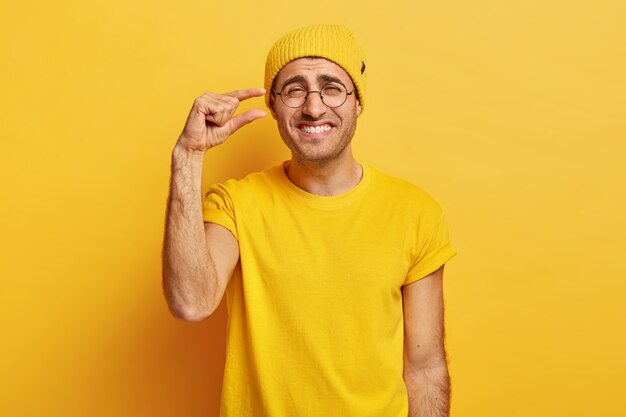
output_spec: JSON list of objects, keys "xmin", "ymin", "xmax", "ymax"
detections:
[
  {"xmin": 402, "ymin": 243, "xmax": 457, "ymax": 286},
  {"xmin": 203, "ymin": 209, "xmax": 239, "ymax": 241}
]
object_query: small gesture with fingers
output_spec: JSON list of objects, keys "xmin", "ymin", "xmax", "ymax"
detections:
[{"xmin": 178, "ymin": 88, "xmax": 267, "ymax": 155}]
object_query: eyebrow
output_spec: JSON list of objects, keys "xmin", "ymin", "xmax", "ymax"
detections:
[
  {"xmin": 280, "ymin": 75, "xmax": 307, "ymax": 88},
  {"xmin": 280, "ymin": 74, "xmax": 348, "ymax": 89},
  {"xmin": 318, "ymin": 74, "xmax": 344, "ymax": 85}
]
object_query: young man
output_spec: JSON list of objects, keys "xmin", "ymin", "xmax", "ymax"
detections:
[{"xmin": 163, "ymin": 24, "xmax": 456, "ymax": 417}]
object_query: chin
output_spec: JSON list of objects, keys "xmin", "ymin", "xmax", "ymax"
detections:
[{"xmin": 293, "ymin": 144, "xmax": 353, "ymax": 165}]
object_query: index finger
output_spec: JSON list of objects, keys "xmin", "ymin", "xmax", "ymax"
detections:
[{"xmin": 225, "ymin": 88, "xmax": 266, "ymax": 102}]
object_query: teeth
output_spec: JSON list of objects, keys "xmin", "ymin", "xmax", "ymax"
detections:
[{"xmin": 302, "ymin": 124, "xmax": 331, "ymax": 134}]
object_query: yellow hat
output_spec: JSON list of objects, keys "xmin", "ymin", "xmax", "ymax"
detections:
[{"xmin": 264, "ymin": 24, "xmax": 367, "ymax": 112}]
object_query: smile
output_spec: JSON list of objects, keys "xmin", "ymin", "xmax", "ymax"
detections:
[{"xmin": 300, "ymin": 124, "xmax": 332, "ymax": 134}]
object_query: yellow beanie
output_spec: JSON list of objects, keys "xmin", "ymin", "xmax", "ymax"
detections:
[{"xmin": 264, "ymin": 24, "xmax": 367, "ymax": 112}]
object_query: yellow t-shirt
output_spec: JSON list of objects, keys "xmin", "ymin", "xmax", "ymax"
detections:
[{"xmin": 203, "ymin": 162, "xmax": 456, "ymax": 417}]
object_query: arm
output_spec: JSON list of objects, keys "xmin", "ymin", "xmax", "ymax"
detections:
[
  {"xmin": 161, "ymin": 146, "xmax": 239, "ymax": 321},
  {"xmin": 161, "ymin": 89, "xmax": 266, "ymax": 322},
  {"xmin": 402, "ymin": 265, "xmax": 450, "ymax": 417}
]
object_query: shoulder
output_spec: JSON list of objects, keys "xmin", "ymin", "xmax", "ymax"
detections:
[
  {"xmin": 205, "ymin": 164, "xmax": 283, "ymax": 201},
  {"xmin": 366, "ymin": 164, "xmax": 444, "ymax": 218}
]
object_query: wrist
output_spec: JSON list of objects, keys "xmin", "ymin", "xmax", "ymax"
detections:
[{"xmin": 172, "ymin": 142, "xmax": 205, "ymax": 166}]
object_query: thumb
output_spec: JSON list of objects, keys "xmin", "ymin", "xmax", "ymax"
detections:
[{"xmin": 225, "ymin": 109, "xmax": 267, "ymax": 136}]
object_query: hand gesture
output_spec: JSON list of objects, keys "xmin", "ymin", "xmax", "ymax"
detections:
[{"xmin": 177, "ymin": 89, "xmax": 266, "ymax": 154}]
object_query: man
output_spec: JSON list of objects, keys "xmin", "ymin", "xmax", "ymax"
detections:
[{"xmin": 162, "ymin": 24, "xmax": 456, "ymax": 417}]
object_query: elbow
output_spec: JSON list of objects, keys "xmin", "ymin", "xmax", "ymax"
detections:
[
  {"xmin": 168, "ymin": 301, "xmax": 215, "ymax": 322},
  {"xmin": 403, "ymin": 351, "xmax": 449, "ymax": 381},
  {"xmin": 162, "ymin": 277, "xmax": 217, "ymax": 322},
  {"xmin": 403, "ymin": 360, "xmax": 449, "ymax": 386}
]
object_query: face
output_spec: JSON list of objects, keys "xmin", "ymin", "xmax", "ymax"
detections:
[{"xmin": 269, "ymin": 57, "xmax": 362, "ymax": 165}]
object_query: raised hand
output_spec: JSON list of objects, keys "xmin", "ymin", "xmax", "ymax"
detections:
[{"xmin": 177, "ymin": 88, "xmax": 266, "ymax": 154}]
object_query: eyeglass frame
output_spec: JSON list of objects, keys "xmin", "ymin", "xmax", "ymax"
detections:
[{"xmin": 272, "ymin": 81, "xmax": 355, "ymax": 109}]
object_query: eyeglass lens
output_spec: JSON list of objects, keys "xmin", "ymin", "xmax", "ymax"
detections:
[{"xmin": 280, "ymin": 83, "xmax": 348, "ymax": 108}]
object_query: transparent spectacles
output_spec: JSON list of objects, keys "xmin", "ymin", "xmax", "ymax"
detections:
[{"xmin": 273, "ymin": 82, "xmax": 354, "ymax": 108}]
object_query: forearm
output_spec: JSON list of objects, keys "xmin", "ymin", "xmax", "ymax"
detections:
[
  {"xmin": 404, "ymin": 363, "xmax": 450, "ymax": 417},
  {"xmin": 162, "ymin": 144, "xmax": 217, "ymax": 321}
]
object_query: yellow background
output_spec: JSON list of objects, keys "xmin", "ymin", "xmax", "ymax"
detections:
[{"xmin": 2, "ymin": 0, "xmax": 625, "ymax": 416}]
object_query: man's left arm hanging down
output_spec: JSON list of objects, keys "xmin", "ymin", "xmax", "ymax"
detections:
[{"xmin": 402, "ymin": 265, "xmax": 450, "ymax": 417}]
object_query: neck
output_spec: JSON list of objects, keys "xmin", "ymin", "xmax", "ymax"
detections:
[{"xmin": 285, "ymin": 150, "xmax": 363, "ymax": 197}]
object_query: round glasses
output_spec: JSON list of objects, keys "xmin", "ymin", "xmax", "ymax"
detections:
[{"xmin": 273, "ymin": 82, "xmax": 354, "ymax": 108}]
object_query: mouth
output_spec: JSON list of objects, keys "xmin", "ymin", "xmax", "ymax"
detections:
[{"xmin": 298, "ymin": 123, "xmax": 334, "ymax": 137}]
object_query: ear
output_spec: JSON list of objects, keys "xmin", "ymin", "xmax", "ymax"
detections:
[
  {"xmin": 356, "ymin": 98, "xmax": 362, "ymax": 117},
  {"xmin": 269, "ymin": 93, "xmax": 278, "ymax": 120}
]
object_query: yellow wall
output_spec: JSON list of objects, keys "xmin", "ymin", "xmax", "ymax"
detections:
[{"xmin": 2, "ymin": 0, "xmax": 625, "ymax": 416}]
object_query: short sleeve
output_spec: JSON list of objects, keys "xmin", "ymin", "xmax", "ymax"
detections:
[
  {"xmin": 403, "ymin": 211, "xmax": 457, "ymax": 286},
  {"xmin": 202, "ymin": 182, "xmax": 239, "ymax": 241}
]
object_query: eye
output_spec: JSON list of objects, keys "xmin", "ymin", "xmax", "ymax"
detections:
[
  {"xmin": 285, "ymin": 86, "xmax": 307, "ymax": 98},
  {"xmin": 321, "ymin": 83, "xmax": 344, "ymax": 96}
]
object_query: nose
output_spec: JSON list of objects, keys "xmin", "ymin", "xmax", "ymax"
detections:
[{"xmin": 301, "ymin": 91, "xmax": 327, "ymax": 118}]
